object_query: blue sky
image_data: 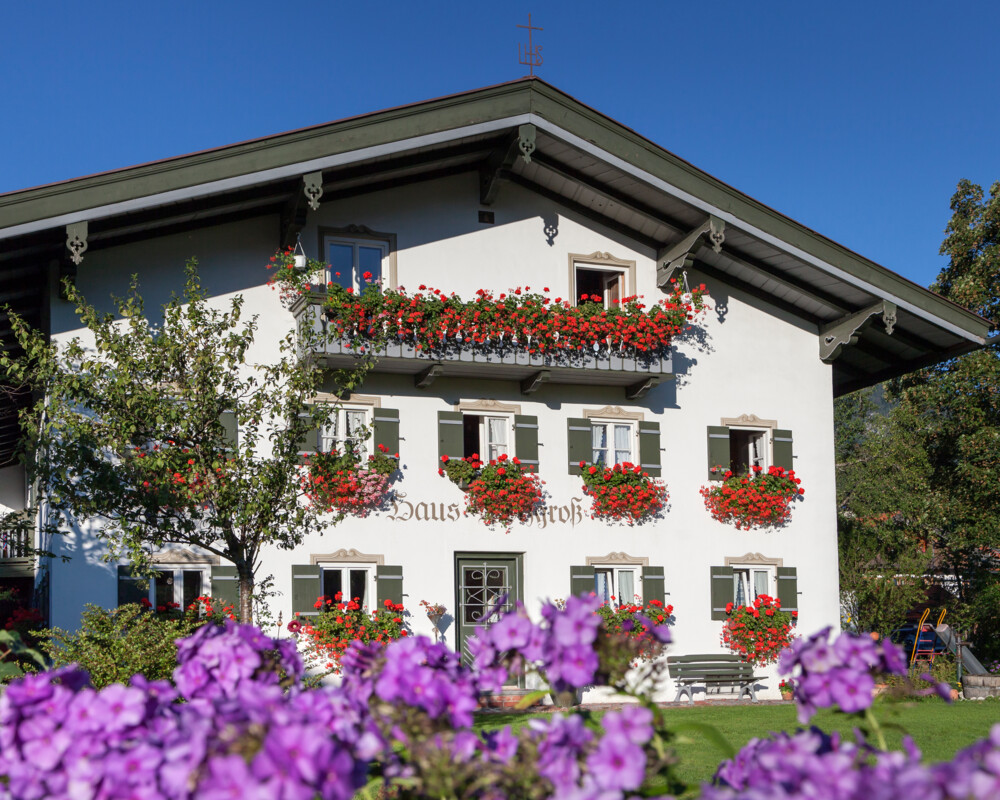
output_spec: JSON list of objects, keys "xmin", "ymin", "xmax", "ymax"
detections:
[{"xmin": 2, "ymin": 1, "xmax": 997, "ymax": 290}]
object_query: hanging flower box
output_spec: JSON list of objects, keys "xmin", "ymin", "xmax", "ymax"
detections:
[
  {"xmin": 301, "ymin": 445, "xmax": 399, "ymax": 517},
  {"xmin": 320, "ymin": 281, "xmax": 708, "ymax": 358},
  {"xmin": 266, "ymin": 247, "xmax": 325, "ymax": 307},
  {"xmin": 720, "ymin": 594, "xmax": 796, "ymax": 667},
  {"xmin": 577, "ymin": 461, "xmax": 669, "ymax": 523},
  {"xmin": 439, "ymin": 453, "xmax": 543, "ymax": 528},
  {"xmin": 700, "ymin": 465, "xmax": 804, "ymax": 530}
]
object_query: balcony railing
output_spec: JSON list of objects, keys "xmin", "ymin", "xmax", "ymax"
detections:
[
  {"xmin": 292, "ymin": 294, "xmax": 673, "ymax": 399},
  {"xmin": 0, "ymin": 526, "xmax": 33, "ymax": 561}
]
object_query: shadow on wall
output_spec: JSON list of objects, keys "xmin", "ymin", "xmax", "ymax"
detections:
[{"xmin": 48, "ymin": 519, "xmax": 119, "ymax": 631}]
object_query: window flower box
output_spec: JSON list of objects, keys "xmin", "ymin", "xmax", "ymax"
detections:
[
  {"xmin": 700, "ymin": 465, "xmax": 804, "ymax": 530},
  {"xmin": 439, "ymin": 453, "xmax": 543, "ymax": 528},
  {"xmin": 721, "ymin": 594, "xmax": 797, "ymax": 667},
  {"xmin": 578, "ymin": 461, "xmax": 668, "ymax": 523}
]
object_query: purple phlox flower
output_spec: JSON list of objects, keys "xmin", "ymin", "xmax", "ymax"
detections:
[
  {"xmin": 548, "ymin": 643, "xmax": 598, "ymax": 690},
  {"xmin": 586, "ymin": 735, "xmax": 646, "ymax": 792},
  {"xmin": 833, "ymin": 633, "xmax": 881, "ymax": 672},
  {"xmin": 96, "ymin": 684, "xmax": 147, "ymax": 731},
  {"xmin": 828, "ymin": 668, "xmax": 875, "ymax": 714},
  {"xmin": 916, "ymin": 673, "xmax": 954, "ymax": 703},
  {"xmin": 488, "ymin": 612, "xmax": 535, "ymax": 651},
  {"xmin": 482, "ymin": 726, "xmax": 520, "ymax": 764},
  {"xmin": 553, "ymin": 596, "xmax": 602, "ymax": 647},
  {"xmin": 198, "ymin": 754, "xmax": 273, "ymax": 800},
  {"xmin": 601, "ymin": 705, "xmax": 654, "ymax": 747},
  {"xmin": 879, "ymin": 639, "xmax": 909, "ymax": 676}
]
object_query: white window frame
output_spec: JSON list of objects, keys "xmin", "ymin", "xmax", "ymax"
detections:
[
  {"xmin": 729, "ymin": 426, "xmax": 770, "ymax": 473},
  {"xmin": 462, "ymin": 412, "xmax": 513, "ymax": 463},
  {"xmin": 319, "ymin": 406, "xmax": 372, "ymax": 460},
  {"xmin": 573, "ymin": 263, "xmax": 630, "ymax": 309},
  {"xmin": 731, "ymin": 563, "xmax": 776, "ymax": 607},
  {"xmin": 148, "ymin": 564, "xmax": 212, "ymax": 610},
  {"xmin": 323, "ymin": 235, "xmax": 390, "ymax": 292},
  {"xmin": 317, "ymin": 562, "xmax": 377, "ymax": 610},
  {"xmin": 589, "ymin": 418, "xmax": 637, "ymax": 467},
  {"xmin": 592, "ymin": 564, "xmax": 642, "ymax": 608}
]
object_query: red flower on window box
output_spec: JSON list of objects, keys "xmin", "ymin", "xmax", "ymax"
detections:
[
  {"xmin": 578, "ymin": 461, "xmax": 668, "ymax": 523},
  {"xmin": 720, "ymin": 594, "xmax": 796, "ymax": 666},
  {"xmin": 700, "ymin": 465, "xmax": 804, "ymax": 530}
]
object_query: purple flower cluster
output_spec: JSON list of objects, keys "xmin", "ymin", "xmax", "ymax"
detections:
[
  {"xmin": 707, "ymin": 724, "xmax": 1000, "ymax": 799},
  {"xmin": 0, "ymin": 621, "xmax": 368, "ymax": 800},
  {"xmin": 470, "ymin": 594, "xmax": 604, "ymax": 694},
  {"xmin": 778, "ymin": 627, "xmax": 909, "ymax": 722}
]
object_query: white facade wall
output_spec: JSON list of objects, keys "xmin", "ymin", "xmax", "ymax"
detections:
[{"xmin": 47, "ymin": 173, "xmax": 839, "ymax": 699}]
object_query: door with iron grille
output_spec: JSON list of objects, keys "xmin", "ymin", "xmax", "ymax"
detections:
[{"xmin": 455, "ymin": 553, "xmax": 522, "ymax": 668}]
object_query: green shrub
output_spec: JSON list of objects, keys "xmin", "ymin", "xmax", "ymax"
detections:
[{"xmin": 39, "ymin": 603, "xmax": 219, "ymax": 688}]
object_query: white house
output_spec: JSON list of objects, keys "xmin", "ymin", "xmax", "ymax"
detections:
[{"xmin": 0, "ymin": 78, "xmax": 988, "ymax": 698}]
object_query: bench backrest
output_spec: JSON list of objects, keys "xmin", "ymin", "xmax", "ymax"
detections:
[{"xmin": 667, "ymin": 654, "xmax": 754, "ymax": 679}]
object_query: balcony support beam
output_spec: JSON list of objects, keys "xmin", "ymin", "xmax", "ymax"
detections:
[
  {"xmin": 520, "ymin": 369, "xmax": 550, "ymax": 395},
  {"xmin": 626, "ymin": 376, "xmax": 662, "ymax": 400},
  {"xmin": 819, "ymin": 301, "xmax": 897, "ymax": 363},
  {"xmin": 414, "ymin": 364, "xmax": 444, "ymax": 389},
  {"xmin": 656, "ymin": 216, "xmax": 725, "ymax": 286}
]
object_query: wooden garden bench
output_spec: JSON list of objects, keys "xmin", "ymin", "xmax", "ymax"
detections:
[{"xmin": 666, "ymin": 654, "xmax": 761, "ymax": 704}]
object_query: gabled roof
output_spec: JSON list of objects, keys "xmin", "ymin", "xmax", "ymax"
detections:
[{"xmin": 0, "ymin": 77, "xmax": 990, "ymax": 462}]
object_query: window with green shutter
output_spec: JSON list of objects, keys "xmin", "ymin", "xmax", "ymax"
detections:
[
  {"xmin": 438, "ymin": 411, "xmax": 465, "ymax": 462},
  {"xmin": 376, "ymin": 565, "xmax": 404, "ymax": 607},
  {"xmin": 777, "ymin": 567, "xmax": 798, "ymax": 615},
  {"xmin": 772, "ymin": 430, "xmax": 794, "ymax": 471},
  {"xmin": 641, "ymin": 566, "xmax": 665, "ymax": 606},
  {"xmin": 569, "ymin": 565, "xmax": 596, "ymax": 598},
  {"xmin": 219, "ymin": 408, "xmax": 238, "ymax": 451},
  {"xmin": 637, "ymin": 422, "xmax": 661, "ymax": 477},
  {"xmin": 117, "ymin": 566, "xmax": 147, "ymax": 607},
  {"xmin": 513, "ymin": 415, "xmax": 539, "ymax": 470},
  {"xmin": 706, "ymin": 426, "xmax": 731, "ymax": 480},
  {"xmin": 210, "ymin": 565, "xmax": 240, "ymax": 611},
  {"xmin": 373, "ymin": 408, "xmax": 400, "ymax": 457},
  {"xmin": 291, "ymin": 564, "xmax": 321, "ymax": 618},
  {"xmin": 707, "ymin": 424, "xmax": 795, "ymax": 478},
  {"xmin": 710, "ymin": 565, "xmax": 734, "ymax": 620},
  {"xmin": 566, "ymin": 418, "xmax": 592, "ymax": 475}
]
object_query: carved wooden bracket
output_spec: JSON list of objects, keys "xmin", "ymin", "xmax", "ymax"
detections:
[
  {"xmin": 66, "ymin": 221, "xmax": 88, "ymax": 266},
  {"xmin": 415, "ymin": 364, "xmax": 443, "ymax": 389},
  {"xmin": 517, "ymin": 123, "xmax": 536, "ymax": 164},
  {"xmin": 819, "ymin": 300, "xmax": 897, "ymax": 363},
  {"xmin": 626, "ymin": 375, "xmax": 662, "ymax": 400},
  {"xmin": 656, "ymin": 216, "xmax": 725, "ymax": 286},
  {"xmin": 303, "ymin": 171, "xmax": 324, "ymax": 211}
]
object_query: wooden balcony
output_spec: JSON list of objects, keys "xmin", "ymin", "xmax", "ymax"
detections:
[
  {"xmin": 292, "ymin": 295, "xmax": 673, "ymax": 399},
  {"xmin": 0, "ymin": 526, "xmax": 34, "ymax": 577}
]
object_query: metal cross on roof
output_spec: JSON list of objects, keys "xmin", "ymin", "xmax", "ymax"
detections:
[{"xmin": 517, "ymin": 14, "xmax": 543, "ymax": 76}]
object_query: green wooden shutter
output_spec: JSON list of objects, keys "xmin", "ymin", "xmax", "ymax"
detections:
[
  {"xmin": 567, "ymin": 418, "xmax": 592, "ymax": 475},
  {"xmin": 117, "ymin": 566, "xmax": 147, "ymax": 607},
  {"xmin": 772, "ymin": 429, "xmax": 794, "ymax": 471},
  {"xmin": 373, "ymin": 408, "xmax": 400, "ymax": 457},
  {"xmin": 291, "ymin": 565, "xmax": 322, "ymax": 617},
  {"xmin": 514, "ymin": 415, "xmax": 539, "ymax": 471},
  {"xmin": 219, "ymin": 409, "xmax": 238, "ymax": 451},
  {"xmin": 710, "ymin": 565, "xmax": 734, "ymax": 620},
  {"xmin": 638, "ymin": 421, "xmax": 661, "ymax": 477},
  {"xmin": 707, "ymin": 426, "xmax": 731, "ymax": 480},
  {"xmin": 296, "ymin": 411, "xmax": 322, "ymax": 465},
  {"xmin": 376, "ymin": 565, "xmax": 404, "ymax": 607},
  {"xmin": 438, "ymin": 411, "xmax": 465, "ymax": 462},
  {"xmin": 210, "ymin": 565, "xmax": 240, "ymax": 610},
  {"xmin": 641, "ymin": 566, "xmax": 665, "ymax": 605},
  {"xmin": 777, "ymin": 567, "xmax": 798, "ymax": 615},
  {"xmin": 569, "ymin": 565, "xmax": 595, "ymax": 598}
]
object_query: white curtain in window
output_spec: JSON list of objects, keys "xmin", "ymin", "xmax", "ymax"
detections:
[
  {"xmin": 614, "ymin": 425, "xmax": 631, "ymax": 465},
  {"xmin": 594, "ymin": 571, "xmax": 611, "ymax": 605},
  {"xmin": 753, "ymin": 570, "xmax": 769, "ymax": 599},
  {"xmin": 487, "ymin": 417, "xmax": 508, "ymax": 459},
  {"xmin": 320, "ymin": 410, "xmax": 338, "ymax": 452},
  {"xmin": 734, "ymin": 572, "xmax": 747, "ymax": 607},
  {"xmin": 618, "ymin": 570, "xmax": 635, "ymax": 605},
  {"xmin": 592, "ymin": 424, "xmax": 608, "ymax": 464},
  {"xmin": 346, "ymin": 410, "xmax": 367, "ymax": 458}
]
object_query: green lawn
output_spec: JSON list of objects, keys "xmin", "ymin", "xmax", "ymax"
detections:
[{"xmin": 475, "ymin": 700, "xmax": 1000, "ymax": 797}]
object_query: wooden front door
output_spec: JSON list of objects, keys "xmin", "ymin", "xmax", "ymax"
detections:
[{"xmin": 455, "ymin": 553, "xmax": 522, "ymax": 667}]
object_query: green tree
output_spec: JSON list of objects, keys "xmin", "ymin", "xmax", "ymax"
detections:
[
  {"xmin": 1, "ymin": 261, "xmax": 364, "ymax": 623},
  {"xmin": 835, "ymin": 388, "xmax": 934, "ymax": 636}
]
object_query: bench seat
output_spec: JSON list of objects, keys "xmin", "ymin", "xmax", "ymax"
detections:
[{"xmin": 666, "ymin": 654, "xmax": 761, "ymax": 703}]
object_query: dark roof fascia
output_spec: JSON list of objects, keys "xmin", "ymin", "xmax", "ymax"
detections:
[{"xmin": 0, "ymin": 77, "xmax": 989, "ymax": 342}]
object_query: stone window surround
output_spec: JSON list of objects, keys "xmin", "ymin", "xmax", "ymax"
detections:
[
  {"xmin": 568, "ymin": 251, "xmax": 637, "ymax": 305},
  {"xmin": 309, "ymin": 548, "xmax": 384, "ymax": 566}
]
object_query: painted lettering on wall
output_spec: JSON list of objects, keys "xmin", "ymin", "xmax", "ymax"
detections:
[{"xmin": 386, "ymin": 494, "xmax": 587, "ymax": 528}]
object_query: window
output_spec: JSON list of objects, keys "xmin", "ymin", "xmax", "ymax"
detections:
[
  {"xmin": 150, "ymin": 567, "xmax": 210, "ymax": 611},
  {"xmin": 319, "ymin": 406, "xmax": 371, "ymax": 459},
  {"xmin": 569, "ymin": 253, "xmax": 636, "ymax": 309},
  {"xmin": 732, "ymin": 565, "xmax": 774, "ymax": 607},
  {"xmin": 593, "ymin": 566, "xmax": 641, "ymax": 608},
  {"xmin": 462, "ymin": 414, "xmax": 511, "ymax": 461},
  {"xmin": 324, "ymin": 234, "xmax": 390, "ymax": 292},
  {"xmin": 590, "ymin": 420, "xmax": 635, "ymax": 466},
  {"xmin": 319, "ymin": 563, "xmax": 376, "ymax": 608},
  {"xmin": 729, "ymin": 428, "xmax": 769, "ymax": 474}
]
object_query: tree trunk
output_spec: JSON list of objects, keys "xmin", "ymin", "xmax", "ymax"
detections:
[{"xmin": 237, "ymin": 561, "xmax": 254, "ymax": 624}]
